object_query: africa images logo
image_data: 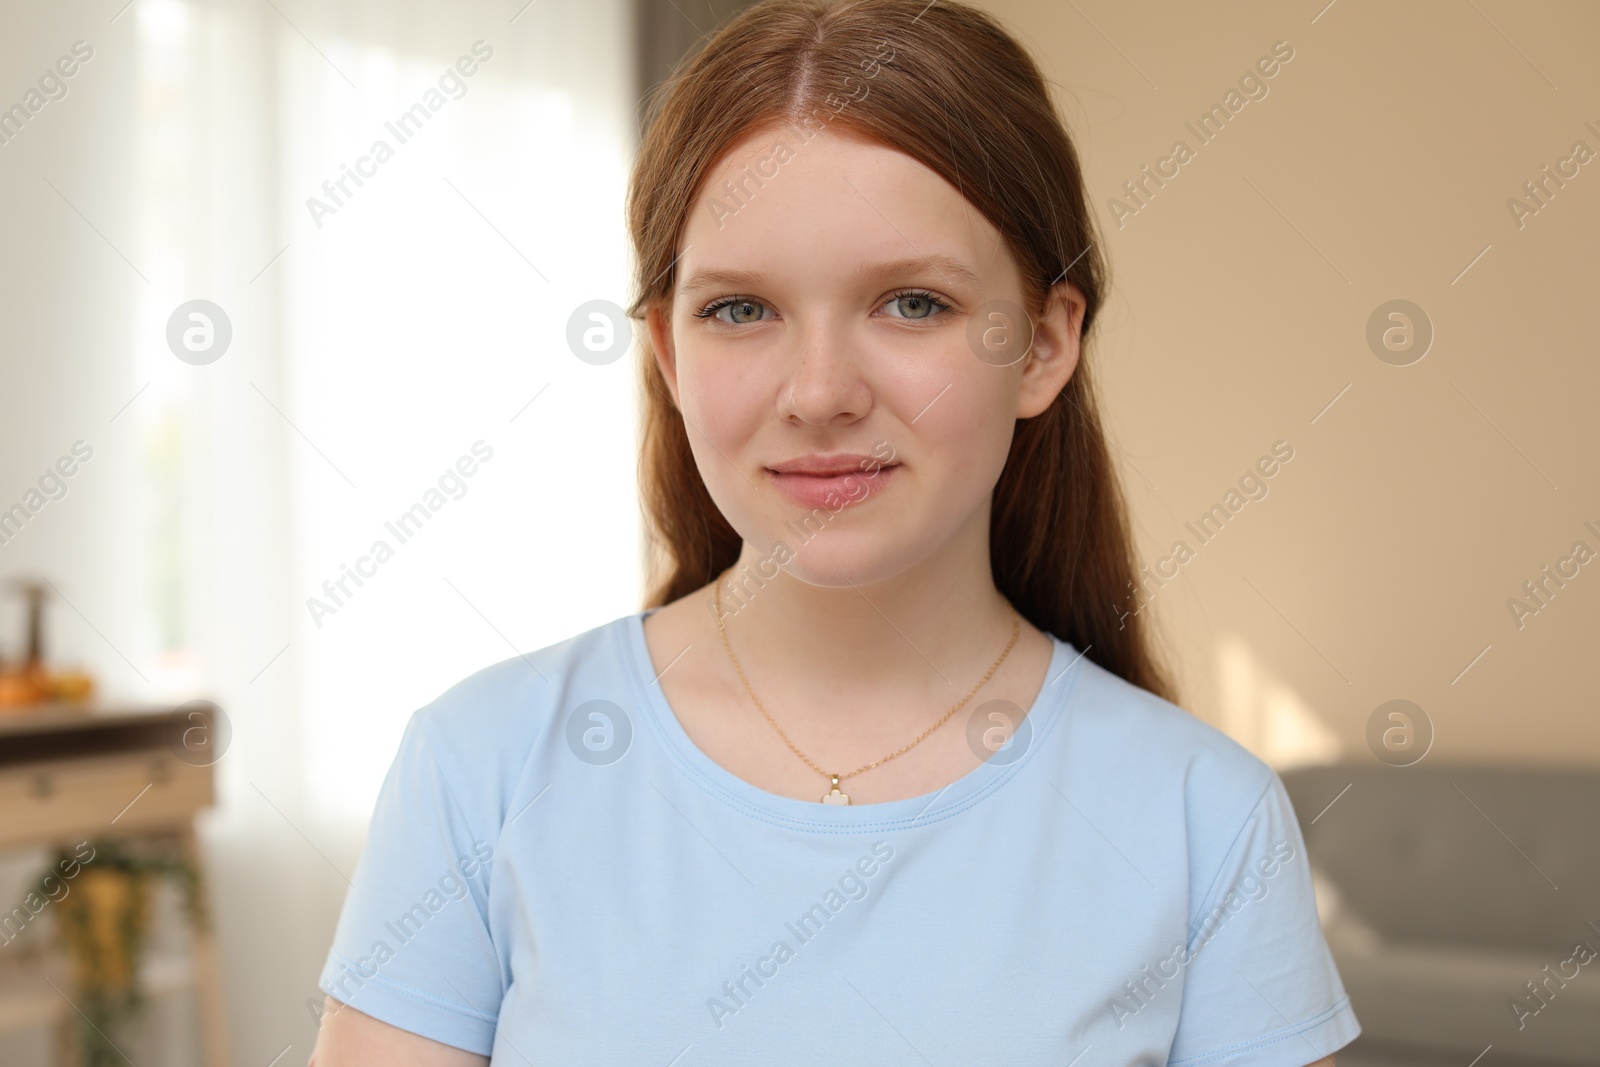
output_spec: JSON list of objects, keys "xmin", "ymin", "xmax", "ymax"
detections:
[
  {"xmin": 304, "ymin": 41, "xmax": 494, "ymax": 229},
  {"xmin": 707, "ymin": 841, "xmax": 895, "ymax": 1031}
]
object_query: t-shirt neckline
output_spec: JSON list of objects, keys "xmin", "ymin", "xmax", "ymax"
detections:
[{"xmin": 621, "ymin": 606, "xmax": 1082, "ymax": 833}]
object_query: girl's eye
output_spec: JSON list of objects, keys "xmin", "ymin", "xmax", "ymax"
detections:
[
  {"xmin": 693, "ymin": 291, "xmax": 948, "ymax": 324},
  {"xmin": 695, "ymin": 297, "xmax": 771, "ymax": 324},
  {"xmin": 882, "ymin": 290, "xmax": 949, "ymax": 320}
]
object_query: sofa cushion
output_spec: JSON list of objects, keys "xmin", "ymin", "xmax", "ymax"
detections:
[
  {"xmin": 1280, "ymin": 765, "xmax": 1600, "ymax": 951},
  {"xmin": 1331, "ymin": 936, "xmax": 1600, "ymax": 1063}
]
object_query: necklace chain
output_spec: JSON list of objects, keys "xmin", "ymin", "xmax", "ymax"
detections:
[{"xmin": 712, "ymin": 577, "xmax": 1020, "ymax": 800}]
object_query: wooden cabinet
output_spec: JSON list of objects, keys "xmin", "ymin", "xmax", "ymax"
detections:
[{"xmin": 0, "ymin": 703, "xmax": 230, "ymax": 1066}]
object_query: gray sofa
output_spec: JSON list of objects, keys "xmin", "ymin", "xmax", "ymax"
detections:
[{"xmin": 1280, "ymin": 764, "xmax": 1600, "ymax": 1066}]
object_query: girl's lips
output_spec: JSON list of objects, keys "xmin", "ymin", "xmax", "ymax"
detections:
[{"xmin": 766, "ymin": 464, "xmax": 898, "ymax": 509}]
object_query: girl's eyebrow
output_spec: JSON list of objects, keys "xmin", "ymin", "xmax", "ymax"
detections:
[
  {"xmin": 678, "ymin": 253, "xmax": 981, "ymax": 295},
  {"xmin": 679, "ymin": 267, "xmax": 769, "ymax": 294},
  {"xmin": 863, "ymin": 254, "xmax": 982, "ymax": 289}
]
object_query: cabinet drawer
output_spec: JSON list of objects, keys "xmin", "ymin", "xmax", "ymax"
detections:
[{"xmin": 0, "ymin": 749, "xmax": 212, "ymax": 848}]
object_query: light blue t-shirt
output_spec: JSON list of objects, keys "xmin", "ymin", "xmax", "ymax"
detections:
[{"xmin": 319, "ymin": 608, "xmax": 1360, "ymax": 1065}]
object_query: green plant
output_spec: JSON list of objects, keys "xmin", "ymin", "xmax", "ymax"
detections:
[{"xmin": 28, "ymin": 838, "xmax": 207, "ymax": 1067}]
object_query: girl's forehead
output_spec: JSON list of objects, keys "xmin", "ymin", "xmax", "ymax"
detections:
[
  {"xmin": 702, "ymin": 123, "xmax": 917, "ymax": 186},
  {"xmin": 683, "ymin": 126, "xmax": 1004, "ymax": 266}
]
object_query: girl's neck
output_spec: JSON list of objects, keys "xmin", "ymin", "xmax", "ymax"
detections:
[{"xmin": 707, "ymin": 542, "xmax": 1022, "ymax": 712}]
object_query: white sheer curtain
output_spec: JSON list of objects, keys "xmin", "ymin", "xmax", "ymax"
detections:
[
  {"xmin": 269, "ymin": 0, "xmax": 641, "ymax": 816},
  {"xmin": 241, "ymin": 0, "xmax": 640, "ymax": 1058},
  {"xmin": 0, "ymin": 0, "xmax": 637, "ymax": 1062}
]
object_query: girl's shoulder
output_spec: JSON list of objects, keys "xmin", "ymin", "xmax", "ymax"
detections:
[
  {"xmin": 1053, "ymin": 650, "xmax": 1280, "ymax": 825},
  {"xmin": 399, "ymin": 609, "xmax": 642, "ymax": 790}
]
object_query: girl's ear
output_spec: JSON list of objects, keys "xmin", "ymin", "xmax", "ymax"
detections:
[
  {"xmin": 646, "ymin": 303, "xmax": 680, "ymax": 409},
  {"xmin": 1016, "ymin": 279, "xmax": 1086, "ymax": 419}
]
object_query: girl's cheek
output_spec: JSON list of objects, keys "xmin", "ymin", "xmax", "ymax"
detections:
[
  {"xmin": 897, "ymin": 358, "xmax": 1002, "ymax": 436},
  {"xmin": 681, "ymin": 364, "xmax": 763, "ymax": 438}
]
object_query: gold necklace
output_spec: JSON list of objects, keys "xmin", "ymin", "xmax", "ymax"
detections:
[{"xmin": 712, "ymin": 580, "xmax": 1021, "ymax": 804}]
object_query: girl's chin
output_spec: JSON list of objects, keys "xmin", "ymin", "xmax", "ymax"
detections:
[{"xmin": 728, "ymin": 525, "xmax": 927, "ymax": 591}]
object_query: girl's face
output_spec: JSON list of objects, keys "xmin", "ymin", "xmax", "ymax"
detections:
[{"xmin": 648, "ymin": 125, "xmax": 1085, "ymax": 588}]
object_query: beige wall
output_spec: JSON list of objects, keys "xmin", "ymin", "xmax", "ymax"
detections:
[{"xmin": 976, "ymin": 0, "xmax": 1599, "ymax": 768}]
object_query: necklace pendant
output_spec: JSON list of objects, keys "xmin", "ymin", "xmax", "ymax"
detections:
[{"xmin": 820, "ymin": 774, "xmax": 851, "ymax": 805}]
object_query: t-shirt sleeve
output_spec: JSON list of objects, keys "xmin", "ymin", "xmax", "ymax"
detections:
[
  {"xmin": 1167, "ymin": 771, "xmax": 1361, "ymax": 1067},
  {"xmin": 317, "ymin": 707, "xmax": 504, "ymax": 1055}
]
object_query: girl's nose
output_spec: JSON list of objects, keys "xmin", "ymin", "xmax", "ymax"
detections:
[{"xmin": 776, "ymin": 320, "xmax": 873, "ymax": 427}]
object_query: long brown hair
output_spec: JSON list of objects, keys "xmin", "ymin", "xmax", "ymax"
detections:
[{"xmin": 626, "ymin": 0, "xmax": 1172, "ymax": 701}]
